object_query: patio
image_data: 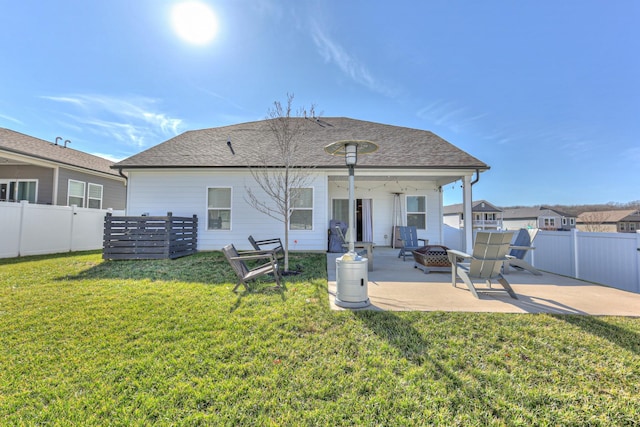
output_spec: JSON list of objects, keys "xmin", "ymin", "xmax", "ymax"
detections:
[{"xmin": 327, "ymin": 247, "xmax": 640, "ymax": 315}]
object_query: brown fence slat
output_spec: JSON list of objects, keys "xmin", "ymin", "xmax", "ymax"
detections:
[{"xmin": 103, "ymin": 213, "xmax": 197, "ymax": 260}]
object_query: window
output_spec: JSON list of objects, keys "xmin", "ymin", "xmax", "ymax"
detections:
[
  {"xmin": 630, "ymin": 223, "xmax": 637, "ymax": 232},
  {"xmin": 332, "ymin": 199, "xmax": 349, "ymax": 224},
  {"xmin": 570, "ymin": 218, "xmax": 575, "ymax": 226},
  {"xmin": 543, "ymin": 217, "xmax": 556, "ymax": 228},
  {"xmin": 562, "ymin": 218, "xmax": 567, "ymax": 226},
  {"xmin": 207, "ymin": 187, "xmax": 231, "ymax": 230},
  {"xmin": 68, "ymin": 180, "xmax": 85, "ymax": 207},
  {"xmin": 620, "ymin": 223, "xmax": 626, "ymax": 231},
  {"xmin": 0, "ymin": 180, "xmax": 37, "ymax": 203},
  {"xmin": 290, "ymin": 188, "xmax": 313, "ymax": 230},
  {"xmin": 87, "ymin": 183, "xmax": 103, "ymax": 209},
  {"xmin": 406, "ymin": 195, "xmax": 426, "ymax": 229}
]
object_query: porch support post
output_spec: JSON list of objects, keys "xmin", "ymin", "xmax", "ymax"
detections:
[{"xmin": 462, "ymin": 175, "xmax": 473, "ymax": 253}]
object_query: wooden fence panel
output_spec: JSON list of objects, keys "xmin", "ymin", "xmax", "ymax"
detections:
[{"xmin": 103, "ymin": 212, "xmax": 198, "ymax": 260}]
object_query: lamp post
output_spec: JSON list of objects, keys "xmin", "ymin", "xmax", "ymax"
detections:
[{"xmin": 324, "ymin": 140, "xmax": 378, "ymax": 308}]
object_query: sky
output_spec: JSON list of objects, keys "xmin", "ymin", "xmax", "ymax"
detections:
[{"xmin": 1, "ymin": 0, "xmax": 638, "ymax": 207}]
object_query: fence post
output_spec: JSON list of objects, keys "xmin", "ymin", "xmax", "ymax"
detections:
[
  {"xmin": 571, "ymin": 228, "xmax": 579, "ymax": 279},
  {"xmin": 18, "ymin": 200, "xmax": 29, "ymax": 256},
  {"xmin": 636, "ymin": 231, "xmax": 640, "ymax": 293},
  {"xmin": 69, "ymin": 205, "xmax": 77, "ymax": 252}
]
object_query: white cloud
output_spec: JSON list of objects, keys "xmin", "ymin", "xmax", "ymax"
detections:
[
  {"xmin": 310, "ymin": 22, "xmax": 396, "ymax": 97},
  {"xmin": 0, "ymin": 113, "xmax": 24, "ymax": 125},
  {"xmin": 417, "ymin": 100, "xmax": 488, "ymax": 133},
  {"xmin": 41, "ymin": 94, "xmax": 184, "ymax": 148},
  {"xmin": 90, "ymin": 152, "xmax": 126, "ymax": 162}
]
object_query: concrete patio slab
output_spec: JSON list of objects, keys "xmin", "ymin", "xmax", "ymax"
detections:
[{"xmin": 327, "ymin": 248, "xmax": 640, "ymax": 316}]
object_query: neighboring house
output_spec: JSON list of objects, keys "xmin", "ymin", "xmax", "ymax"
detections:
[
  {"xmin": 502, "ymin": 206, "xmax": 576, "ymax": 231},
  {"xmin": 577, "ymin": 209, "xmax": 640, "ymax": 233},
  {"xmin": 114, "ymin": 117, "xmax": 490, "ymax": 252},
  {"xmin": 443, "ymin": 200, "xmax": 503, "ymax": 230},
  {"xmin": 0, "ymin": 128, "xmax": 126, "ymax": 209}
]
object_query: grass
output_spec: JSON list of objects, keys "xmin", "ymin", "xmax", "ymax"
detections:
[{"xmin": 1, "ymin": 251, "xmax": 639, "ymax": 426}]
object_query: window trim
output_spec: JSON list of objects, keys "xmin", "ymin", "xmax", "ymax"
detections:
[
  {"xmin": 206, "ymin": 186, "xmax": 232, "ymax": 231},
  {"xmin": 542, "ymin": 217, "xmax": 556, "ymax": 228},
  {"xmin": 289, "ymin": 187, "xmax": 314, "ymax": 231},
  {"xmin": 87, "ymin": 183, "xmax": 103, "ymax": 209},
  {"xmin": 0, "ymin": 179, "xmax": 38, "ymax": 203},
  {"xmin": 68, "ymin": 179, "xmax": 86, "ymax": 207},
  {"xmin": 406, "ymin": 195, "xmax": 427, "ymax": 230}
]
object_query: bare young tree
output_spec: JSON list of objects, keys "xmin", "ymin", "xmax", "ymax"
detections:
[
  {"xmin": 245, "ymin": 94, "xmax": 316, "ymax": 272},
  {"xmin": 580, "ymin": 211, "xmax": 610, "ymax": 232}
]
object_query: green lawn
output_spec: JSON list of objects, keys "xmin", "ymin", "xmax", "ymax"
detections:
[{"xmin": 1, "ymin": 251, "xmax": 639, "ymax": 426}]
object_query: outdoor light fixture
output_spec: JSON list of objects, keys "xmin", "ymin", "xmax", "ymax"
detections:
[
  {"xmin": 345, "ymin": 143, "xmax": 357, "ymax": 165},
  {"xmin": 324, "ymin": 139, "xmax": 379, "ymax": 308}
]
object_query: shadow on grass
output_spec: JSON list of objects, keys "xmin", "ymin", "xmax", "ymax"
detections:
[
  {"xmin": 62, "ymin": 251, "xmax": 235, "ymax": 284},
  {"xmin": 0, "ymin": 250, "xmax": 102, "ymax": 266},
  {"xmin": 60, "ymin": 251, "xmax": 328, "ymax": 289},
  {"xmin": 553, "ymin": 314, "xmax": 640, "ymax": 355},
  {"xmin": 355, "ymin": 311, "xmax": 507, "ymax": 420}
]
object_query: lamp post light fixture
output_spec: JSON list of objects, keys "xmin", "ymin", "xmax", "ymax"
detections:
[{"xmin": 324, "ymin": 140, "xmax": 379, "ymax": 308}]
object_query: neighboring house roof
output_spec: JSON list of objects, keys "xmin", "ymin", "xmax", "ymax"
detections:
[
  {"xmin": 0, "ymin": 128, "xmax": 120, "ymax": 177},
  {"xmin": 577, "ymin": 210, "xmax": 640, "ymax": 223},
  {"xmin": 443, "ymin": 200, "xmax": 502, "ymax": 215},
  {"xmin": 114, "ymin": 117, "xmax": 490, "ymax": 170},
  {"xmin": 622, "ymin": 213, "xmax": 640, "ymax": 222},
  {"xmin": 502, "ymin": 207, "xmax": 574, "ymax": 220}
]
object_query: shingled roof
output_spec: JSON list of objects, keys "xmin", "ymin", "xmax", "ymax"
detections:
[
  {"xmin": 577, "ymin": 210, "xmax": 639, "ymax": 223},
  {"xmin": 502, "ymin": 207, "xmax": 573, "ymax": 220},
  {"xmin": 443, "ymin": 200, "xmax": 502, "ymax": 215},
  {"xmin": 114, "ymin": 117, "xmax": 489, "ymax": 170},
  {"xmin": 0, "ymin": 128, "xmax": 120, "ymax": 177}
]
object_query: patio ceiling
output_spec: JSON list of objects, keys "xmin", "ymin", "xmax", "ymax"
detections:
[{"xmin": 327, "ymin": 173, "xmax": 466, "ymax": 188}]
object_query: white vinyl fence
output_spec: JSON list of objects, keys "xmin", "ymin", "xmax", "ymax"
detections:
[
  {"xmin": 0, "ymin": 201, "xmax": 124, "ymax": 259},
  {"xmin": 443, "ymin": 224, "xmax": 465, "ymax": 251},
  {"xmin": 444, "ymin": 227, "xmax": 640, "ymax": 294},
  {"xmin": 533, "ymin": 229, "xmax": 640, "ymax": 293}
]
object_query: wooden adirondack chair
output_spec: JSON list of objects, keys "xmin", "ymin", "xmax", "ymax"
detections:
[
  {"xmin": 222, "ymin": 243, "xmax": 281, "ymax": 292},
  {"xmin": 248, "ymin": 235, "xmax": 285, "ymax": 268},
  {"xmin": 503, "ymin": 228, "xmax": 542, "ymax": 275},
  {"xmin": 397, "ymin": 226, "xmax": 428, "ymax": 261},
  {"xmin": 446, "ymin": 231, "xmax": 517, "ymax": 299}
]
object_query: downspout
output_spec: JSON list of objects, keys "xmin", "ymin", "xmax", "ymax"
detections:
[
  {"xmin": 470, "ymin": 169, "xmax": 480, "ymax": 187},
  {"xmin": 117, "ymin": 168, "xmax": 128, "ymax": 214},
  {"xmin": 117, "ymin": 167, "xmax": 128, "ymax": 183},
  {"xmin": 470, "ymin": 168, "xmax": 480, "ymax": 225},
  {"xmin": 463, "ymin": 169, "xmax": 481, "ymax": 253}
]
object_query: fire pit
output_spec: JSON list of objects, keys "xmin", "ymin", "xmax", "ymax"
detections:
[{"xmin": 412, "ymin": 245, "xmax": 458, "ymax": 273}]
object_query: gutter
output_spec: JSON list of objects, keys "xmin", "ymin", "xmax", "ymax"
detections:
[
  {"xmin": 470, "ymin": 168, "xmax": 480, "ymax": 187},
  {"xmin": 117, "ymin": 167, "xmax": 128, "ymax": 184}
]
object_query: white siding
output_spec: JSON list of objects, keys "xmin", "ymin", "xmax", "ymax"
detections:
[
  {"xmin": 126, "ymin": 170, "xmax": 445, "ymax": 251},
  {"xmin": 126, "ymin": 169, "xmax": 328, "ymax": 251}
]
